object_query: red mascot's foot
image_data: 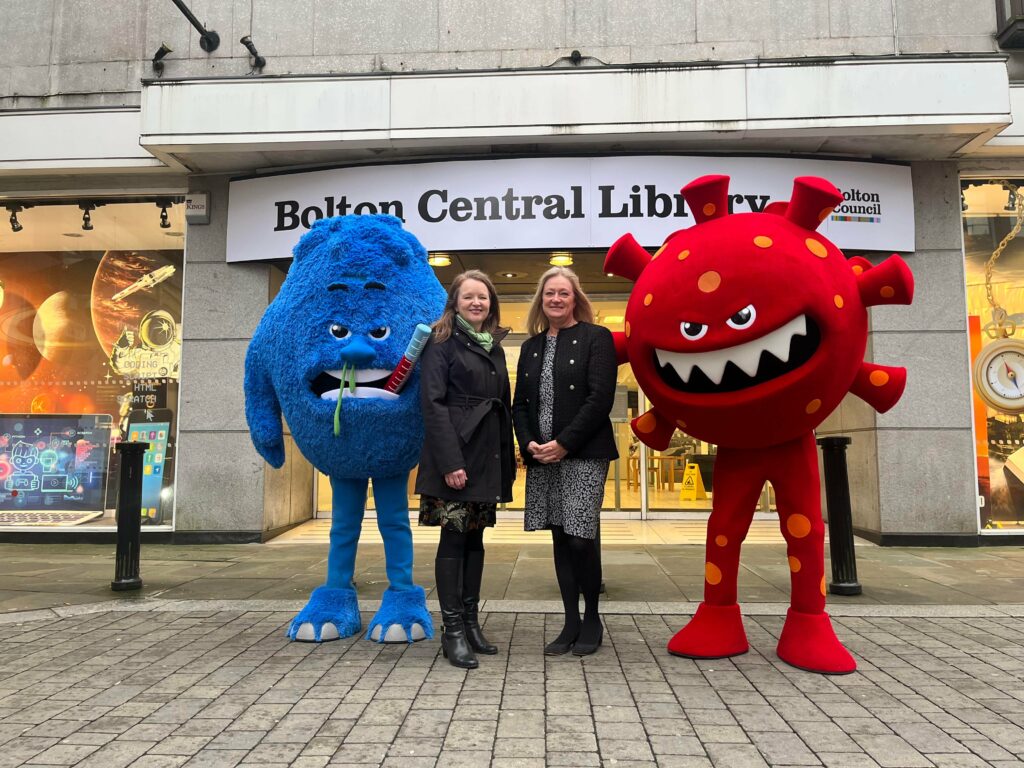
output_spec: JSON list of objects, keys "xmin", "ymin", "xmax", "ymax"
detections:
[
  {"xmin": 776, "ymin": 608, "xmax": 856, "ymax": 674},
  {"xmin": 667, "ymin": 602, "xmax": 748, "ymax": 659}
]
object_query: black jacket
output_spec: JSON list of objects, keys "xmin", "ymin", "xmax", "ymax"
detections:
[
  {"xmin": 415, "ymin": 326, "xmax": 516, "ymax": 504},
  {"xmin": 512, "ymin": 321, "xmax": 619, "ymax": 466}
]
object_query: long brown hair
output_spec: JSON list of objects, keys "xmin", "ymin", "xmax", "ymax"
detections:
[
  {"xmin": 526, "ymin": 266, "xmax": 595, "ymax": 336},
  {"xmin": 432, "ymin": 269, "xmax": 503, "ymax": 343}
]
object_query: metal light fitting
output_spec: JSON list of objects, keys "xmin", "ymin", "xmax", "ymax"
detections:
[{"xmin": 170, "ymin": 0, "xmax": 220, "ymax": 52}]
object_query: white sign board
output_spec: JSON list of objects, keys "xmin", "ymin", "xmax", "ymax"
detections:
[{"xmin": 226, "ymin": 156, "xmax": 914, "ymax": 262}]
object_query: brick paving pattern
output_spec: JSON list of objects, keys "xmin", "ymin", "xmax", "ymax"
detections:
[{"xmin": 0, "ymin": 609, "xmax": 1022, "ymax": 766}]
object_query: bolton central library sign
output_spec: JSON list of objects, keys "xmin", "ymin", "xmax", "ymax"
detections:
[{"xmin": 225, "ymin": 156, "xmax": 914, "ymax": 262}]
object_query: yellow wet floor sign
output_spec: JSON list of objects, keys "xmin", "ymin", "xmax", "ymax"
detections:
[{"xmin": 680, "ymin": 462, "xmax": 707, "ymax": 501}]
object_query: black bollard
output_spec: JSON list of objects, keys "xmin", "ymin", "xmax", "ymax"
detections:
[
  {"xmin": 816, "ymin": 436, "xmax": 862, "ymax": 596},
  {"xmin": 111, "ymin": 441, "xmax": 149, "ymax": 592}
]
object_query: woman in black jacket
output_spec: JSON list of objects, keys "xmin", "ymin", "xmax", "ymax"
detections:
[
  {"xmin": 512, "ymin": 267, "xmax": 618, "ymax": 656},
  {"xmin": 416, "ymin": 270, "xmax": 515, "ymax": 669}
]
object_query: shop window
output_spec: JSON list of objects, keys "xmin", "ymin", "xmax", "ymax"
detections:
[
  {"xmin": 996, "ymin": 0, "xmax": 1024, "ymax": 48},
  {"xmin": 0, "ymin": 200, "xmax": 185, "ymax": 529}
]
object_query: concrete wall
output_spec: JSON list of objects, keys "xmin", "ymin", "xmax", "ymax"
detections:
[
  {"xmin": 175, "ymin": 174, "xmax": 313, "ymax": 539},
  {"xmin": 818, "ymin": 161, "xmax": 978, "ymax": 541},
  {"xmin": 0, "ymin": 0, "xmax": 999, "ymax": 109}
]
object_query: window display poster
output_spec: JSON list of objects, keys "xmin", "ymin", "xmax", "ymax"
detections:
[
  {"xmin": 0, "ymin": 250, "xmax": 183, "ymax": 518},
  {"xmin": 0, "ymin": 414, "xmax": 112, "ymax": 511},
  {"xmin": 128, "ymin": 409, "xmax": 172, "ymax": 525}
]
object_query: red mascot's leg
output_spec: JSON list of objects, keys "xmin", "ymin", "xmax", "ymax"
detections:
[
  {"xmin": 667, "ymin": 448, "xmax": 764, "ymax": 659},
  {"xmin": 771, "ymin": 433, "xmax": 856, "ymax": 674}
]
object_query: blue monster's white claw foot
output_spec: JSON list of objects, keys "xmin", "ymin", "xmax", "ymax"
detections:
[
  {"xmin": 366, "ymin": 585, "xmax": 434, "ymax": 644},
  {"xmin": 288, "ymin": 585, "xmax": 361, "ymax": 642}
]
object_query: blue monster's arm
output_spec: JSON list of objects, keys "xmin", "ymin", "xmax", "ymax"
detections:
[{"xmin": 244, "ymin": 330, "xmax": 285, "ymax": 468}]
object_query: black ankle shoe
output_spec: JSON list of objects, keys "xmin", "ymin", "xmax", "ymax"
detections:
[
  {"xmin": 572, "ymin": 622, "xmax": 603, "ymax": 656},
  {"xmin": 544, "ymin": 626, "xmax": 579, "ymax": 656},
  {"xmin": 441, "ymin": 630, "xmax": 479, "ymax": 669}
]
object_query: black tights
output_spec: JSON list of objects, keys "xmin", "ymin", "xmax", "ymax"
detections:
[
  {"xmin": 551, "ymin": 525, "xmax": 602, "ymax": 644},
  {"xmin": 437, "ymin": 527, "xmax": 485, "ymax": 559}
]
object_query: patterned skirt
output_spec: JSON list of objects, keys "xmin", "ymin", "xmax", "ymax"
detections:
[
  {"xmin": 524, "ymin": 458, "xmax": 609, "ymax": 540},
  {"xmin": 418, "ymin": 495, "xmax": 497, "ymax": 532}
]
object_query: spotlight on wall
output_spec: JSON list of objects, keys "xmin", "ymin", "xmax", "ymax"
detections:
[
  {"xmin": 427, "ymin": 253, "xmax": 452, "ymax": 268},
  {"xmin": 80, "ymin": 203, "xmax": 95, "ymax": 231},
  {"xmin": 239, "ymin": 35, "xmax": 266, "ymax": 72},
  {"xmin": 6, "ymin": 204, "xmax": 25, "ymax": 233},
  {"xmin": 549, "ymin": 251, "xmax": 573, "ymax": 267},
  {"xmin": 170, "ymin": 0, "xmax": 220, "ymax": 52},
  {"xmin": 152, "ymin": 43, "xmax": 173, "ymax": 77},
  {"xmin": 156, "ymin": 199, "xmax": 173, "ymax": 229}
]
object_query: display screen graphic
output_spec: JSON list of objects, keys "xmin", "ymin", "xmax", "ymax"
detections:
[
  {"xmin": 128, "ymin": 409, "xmax": 172, "ymax": 524},
  {"xmin": 0, "ymin": 414, "xmax": 112, "ymax": 511}
]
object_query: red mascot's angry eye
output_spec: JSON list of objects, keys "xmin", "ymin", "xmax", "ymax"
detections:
[{"xmin": 605, "ymin": 174, "xmax": 914, "ymax": 675}]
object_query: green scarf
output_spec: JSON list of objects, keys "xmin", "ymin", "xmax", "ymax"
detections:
[{"xmin": 456, "ymin": 314, "xmax": 493, "ymax": 352}]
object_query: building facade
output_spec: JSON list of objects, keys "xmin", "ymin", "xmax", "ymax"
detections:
[{"xmin": 2, "ymin": 0, "xmax": 1023, "ymax": 544}]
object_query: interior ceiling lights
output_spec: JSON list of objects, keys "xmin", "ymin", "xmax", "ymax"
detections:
[
  {"xmin": 549, "ymin": 252, "xmax": 573, "ymax": 267},
  {"xmin": 427, "ymin": 253, "xmax": 452, "ymax": 267},
  {"xmin": 0, "ymin": 197, "xmax": 183, "ymax": 234}
]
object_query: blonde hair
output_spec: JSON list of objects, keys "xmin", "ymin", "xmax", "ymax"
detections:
[
  {"xmin": 526, "ymin": 266, "xmax": 595, "ymax": 336},
  {"xmin": 432, "ymin": 269, "xmax": 502, "ymax": 343}
]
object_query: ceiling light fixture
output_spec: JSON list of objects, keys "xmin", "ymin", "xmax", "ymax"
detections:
[
  {"xmin": 156, "ymin": 199, "xmax": 173, "ymax": 229},
  {"xmin": 5, "ymin": 204, "xmax": 26, "ymax": 233},
  {"xmin": 427, "ymin": 253, "xmax": 451, "ymax": 267},
  {"xmin": 549, "ymin": 252, "xmax": 573, "ymax": 267},
  {"xmin": 80, "ymin": 203, "xmax": 95, "ymax": 231},
  {"xmin": 240, "ymin": 35, "xmax": 266, "ymax": 73},
  {"xmin": 152, "ymin": 43, "xmax": 173, "ymax": 77}
]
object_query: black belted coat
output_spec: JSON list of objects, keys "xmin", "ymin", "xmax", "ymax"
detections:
[{"xmin": 414, "ymin": 326, "xmax": 516, "ymax": 504}]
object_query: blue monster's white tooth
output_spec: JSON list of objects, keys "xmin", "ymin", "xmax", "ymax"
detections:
[{"xmin": 320, "ymin": 390, "xmax": 340, "ymax": 401}]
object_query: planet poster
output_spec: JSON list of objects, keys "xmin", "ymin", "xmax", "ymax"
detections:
[{"xmin": 0, "ymin": 250, "xmax": 183, "ymax": 522}]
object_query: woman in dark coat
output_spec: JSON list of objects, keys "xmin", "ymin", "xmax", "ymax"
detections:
[
  {"xmin": 416, "ymin": 269, "xmax": 515, "ymax": 669},
  {"xmin": 512, "ymin": 266, "xmax": 618, "ymax": 656}
]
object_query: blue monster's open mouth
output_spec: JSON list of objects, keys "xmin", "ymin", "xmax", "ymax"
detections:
[{"xmin": 310, "ymin": 368, "xmax": 398, "ymax": 401}]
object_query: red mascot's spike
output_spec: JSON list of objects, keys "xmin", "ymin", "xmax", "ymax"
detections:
[
  {"xmin": 784, "ymin": 176, "xmax": 844, "ymax": 232},
  {"xmin": 605, "ymin": 233, "xmax": 651, "ymax": 282},
  {"xmin": 764, "ymin": 201, "xmax": 788, "ymax": 216},
  {"xmin": 631, "ymin": 408, "xmax": 676, "ymax": 451},
  {"xmin": 612, "ymin": 331, "xmax": 629, "ymax": 365},
  {"xmin": 847, "ymin": 256, "xmax": 873, "ymax": 275},
  {"xmin": 850, "ymin": 363, "xmax": 906, "ymax": 413},
  {"xmin": 681, "ymin": 175, "xmax": 731, "ymax": 224},
  {"xmin": 855, "ymin": 254, "xmax": 914, "ymax": 307}
]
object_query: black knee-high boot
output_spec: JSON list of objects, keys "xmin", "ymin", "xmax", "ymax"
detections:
[
  {"xmin": 435, "ymin": 558, "xmax": 478, "ymax": 669},
  {"xmin": 462, "ymin": 550, "xmax": 497, "ymax": 654},
  {"xmin": 546, "ymin": 527, "xmax": 581, "ymax": 655}
]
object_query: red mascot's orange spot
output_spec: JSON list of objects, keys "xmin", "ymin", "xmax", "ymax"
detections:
[
  {"xmin": 715, "ymin": 535, "xmax": 728, "ymax": 547},
  {"xmin": 818, "ymin": 207, "xmax": 833, "ymax": 223},
  {"xmin": 852, "ymin": 264, "xmax": 864, "ymax": 275},
  {"xmin": 643, "ymin": 293, "xmax": 654, "ymax": 306},
  {"xmin": 834, "ymin": 294, "xmax": 844, "ymax": 309},
  {"xmin": 787, "ymin": 514, "xmax": 812, "ymax": 538},
  {"xmin": 698, "ymin": 271, "xmax": 721, "ymax": 293},
  {"xmin": 625, "ymin": 322, "xmax": 631, "ymax": 338},
  {"xmin": 703, "ymin": 203, "xmax": 716, "ymax": 217},
  {"xmin": 705, "ymin": 562, "xmax": 722, "ymax": 585},
  {"xmin": 805, "ymin": 399, "xmax": 821, "ymax": 414},
  {"xmin": 652, "ymin": 244, "xmax": 666, "ymax": 260},
  {"xmin": 805, "ymin": 238, "xmax": 828, "ymax": 259},
  {"xmin": 636, "ymin": 413, "xmax": 657, "ymax": 434},
  {"xmin": 754, "ymin": 235, "xmax": 773, "ymax": 249},
  {"xmin": 820, "ymin": 576, "xmax": 827, "ymax": 596},
  {"xmin": 869, "ymin": 370, "xmax": 890, "ymax": 387},
  {"xmin": 677, "ymin": 249, "xmax": 690, "ymax": 261},
  {"xmin": 880, "ymin": 285, "xmax": 895, "ymax": 299},
  {"xmin": 788, "ymin": 556, "xmax": 801, "ymax": 573}
]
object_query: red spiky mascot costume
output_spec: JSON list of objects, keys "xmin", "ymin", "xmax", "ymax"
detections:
[{"xmin": 605, "ymin": 175, "xmax": 914, "ymax": 674}]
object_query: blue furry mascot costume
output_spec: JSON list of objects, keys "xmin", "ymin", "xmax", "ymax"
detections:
[{"xmin": 245, "ymin": 215, "xmax": 446, "ymax": 643}]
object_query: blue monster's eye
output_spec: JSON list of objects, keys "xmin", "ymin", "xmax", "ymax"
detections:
[
  {"xmin": 369, "ymin": 327, "xmax": 391, "ymax": 340},
  {"xmin": 330, "ymin": 324, "xmax": 350, "ymax": 339}
]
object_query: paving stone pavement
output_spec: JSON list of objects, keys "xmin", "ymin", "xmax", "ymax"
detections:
[{"xmin": 0, "ymin": 606, "xmax": 1023, "ymax": 767}]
